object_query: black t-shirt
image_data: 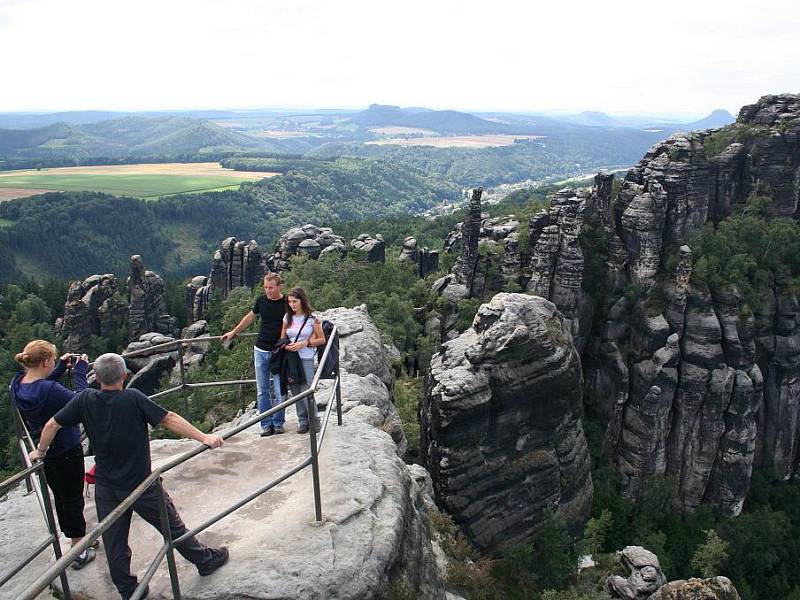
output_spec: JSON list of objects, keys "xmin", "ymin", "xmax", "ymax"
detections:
[
  {"xmin": 55, "ymin": 388, "xmax": 168, "ymax": 492},
  {"xmin": 253, "ymin": 295, "xmax": 287, "ymax": 350}
]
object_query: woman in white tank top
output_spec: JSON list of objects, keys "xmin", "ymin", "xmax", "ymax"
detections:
[{"xmin": 280, "ymin": 287, "xmax": 325, "ymax": 434}]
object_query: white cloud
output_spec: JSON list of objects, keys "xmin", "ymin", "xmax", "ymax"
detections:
[{"xmin": 0, "ymin": 0, "xmax": 798, "ymax": 114}]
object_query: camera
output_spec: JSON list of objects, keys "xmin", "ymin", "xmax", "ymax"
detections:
[{"xmin": 65, "ymin": 353, "xmax": 83, "ymax": 366}]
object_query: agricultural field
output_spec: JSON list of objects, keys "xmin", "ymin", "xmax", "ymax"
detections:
[
  {"xmin": 366, "ymin": 134, "xmax": 544, "ymax": 148},
  {"xmin": 0, "ymin": 162, "xmax": 275, "ymax": 200}
]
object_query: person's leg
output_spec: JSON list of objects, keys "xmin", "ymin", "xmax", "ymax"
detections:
[
  {"xmin": 270, "ymin": 368, "xmax": 286, "ymax": 429},
  {"xmin": 43, "ymin": 456, "xmax": 69, "ymax": 537},
  {"xmin": 253, "ymin": 348, "xmax": 272, "ymax": 432},
  {"xmin": 293, "ymin": 357, "xmax": 317, "ymax": 429},
  {"xmin": 95, "ymin": 484, "xmax": 137, "ymax": 598},
  {"xmin": 132, "ymin": 480, "xmax": 215, "ymax": 569},
  {"xmin": 59, "ymin": 448, "xmax": 88, "ymax": 544}
]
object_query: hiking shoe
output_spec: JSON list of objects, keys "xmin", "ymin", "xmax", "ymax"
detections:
[
  {"xmin": 297, "ymin": 424, "xmax": 309, "ymax": 434},
  {"xmin": 198, "ymin": 546, "xmax": 229, "ymax": 576},
  {"xmin": 273, "ymin": 425, "xmax": 285, "ymax": 434},
  {"xmin": 260, "ymin": 426, "xmax": 275, "ymax": 437},
  {"xmin": 72, "ymin": 546, "xmax": 96, "ymax": 570}
]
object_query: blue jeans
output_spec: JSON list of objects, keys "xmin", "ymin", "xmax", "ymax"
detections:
[
  {"xmin": 254, "ymin": 348, "xmax": 285, "ymax": 429},
  {"xmin": 290, "ymin": 356, "xmax": 317, "ymax": 427}
]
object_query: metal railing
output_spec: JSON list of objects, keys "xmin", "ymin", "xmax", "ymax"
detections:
[{"xmin": 1, "ymin": 327, "xmax": 343, "ymax": 600}]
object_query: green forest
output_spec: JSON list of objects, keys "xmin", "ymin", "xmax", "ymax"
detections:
[
  {"xmin": 0, "ymin": 157, "xmax": 459, "ymax": 282},
  {"xmin": 2, "ymin": 182, "xmax": 800, "ymax": 600}
]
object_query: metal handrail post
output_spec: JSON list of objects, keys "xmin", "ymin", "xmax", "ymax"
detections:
[
  {"xmin": 306, "ymin": 394, "xmax": 323, "ymax": 522},
  {"xmin": 335, "ymin": 356, "xmax": 343, "ymax": 427},
  {"xmin": 157, "ymin": 482, "xmax": 182, "ymax": 600},
  {"xmin": 177, "ymin": 343, "xmax": 190, "ymax": 419},
  {"xmin": 36, "ymin": 467, "xmax": 72, "ymax": 600},
  {"xmin": 10, "ymin": 403, "xmax": 33, "ymax": 493}
]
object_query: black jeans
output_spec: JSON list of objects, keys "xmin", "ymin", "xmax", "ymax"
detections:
[
  {"xmin": 95, "ymin": 479, "xmax": 215, "ymax": 599},
  {"xmin": 44, "ymin": 444, "xmax": 86, "ymax": 538}
]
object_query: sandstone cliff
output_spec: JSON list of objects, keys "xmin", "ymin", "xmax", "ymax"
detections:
[
  {"xmin": 420, "ymin": 293, "xmax": 593, "ymax": 553},
  {"xmin": 432, "ymin": 94, "xmax": 800, "ymax": 518},
  {"xmin": 57, "ymin": 256, "xmax": 177, "ymax": 353}
]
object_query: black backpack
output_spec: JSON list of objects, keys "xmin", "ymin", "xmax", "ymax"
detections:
[{"xmin": 316, "ymin": 320, "xmax": 339, "ymax": 379}]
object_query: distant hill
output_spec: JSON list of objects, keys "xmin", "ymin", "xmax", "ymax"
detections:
[
  {"xmin": 685, "ymin": 109, "xmax": 736, "ymax": 130},
  {"xmin": 347, "ymin": 104, "xmax": 532, "ymax": 135},
  {"xmin": 0, "ymin": 116, "xmax": 283, "ymax": 164}
]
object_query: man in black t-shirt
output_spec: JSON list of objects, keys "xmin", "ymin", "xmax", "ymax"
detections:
[
  {"xmin": 222, "ymin": 272, "xmax": 287, "ymax": 436},
  {"xmin": 31, "ymin": 353, "xmax": 230, "ymax": 600}
]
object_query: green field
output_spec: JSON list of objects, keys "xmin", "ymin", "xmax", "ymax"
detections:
[{"xmin": 0, "ymin": 173, "xmax": 253, "ymax": 199}]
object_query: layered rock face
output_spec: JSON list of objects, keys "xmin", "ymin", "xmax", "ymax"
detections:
[
  {"xmin": 57, "ymin": 274, "xmax": 126, "ymax": 353},
  {"xmin": 186, "ymin": 237, "xmax": 265, "ymax": 324},
  {"xmin": 616, "ymin": 94, "xmax": 800, "ymax": 290},
  {"xmin": 420, "ymin": 293, "xmax": 592, "ymax": 553},
  {"xmin": 57, "ymin": 257, "xmax": 177, "ymax": 353},
  {"xmin": 582, "ymin": 94, "xmax": 800, "ymax": 516},
  {"xmin": 266, "ymin": 224, "xmax": 346, "ymax": 272},
  {"xmin": 525, "ymin": 186, "xmax": 594, "ymax": 352},
  {"xmin": 128, "ymin": 255, "xmax": 177, "ymax": 341}
]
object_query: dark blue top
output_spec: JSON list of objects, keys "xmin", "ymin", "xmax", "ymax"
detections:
[{"xmin": 10, "ymin": 359, "xmax": 88, "ymax": 458}]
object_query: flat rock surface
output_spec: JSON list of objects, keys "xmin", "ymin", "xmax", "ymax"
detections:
[{"xmin": 2, "ymin": 402, "xmax": 438, "ymax": 599}]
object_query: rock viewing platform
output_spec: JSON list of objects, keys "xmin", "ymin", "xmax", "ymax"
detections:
[{"xmin": 0, "ymin": 306, "xmax": 443, "ymax": 600}]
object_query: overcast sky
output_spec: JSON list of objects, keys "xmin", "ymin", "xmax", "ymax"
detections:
[{"xmin": 1, "ymin": 0, "xmax": 797, "ymax": 116}]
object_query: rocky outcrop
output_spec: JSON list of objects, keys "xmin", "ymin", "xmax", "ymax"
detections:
[
  {"xmin": 57, "ymin": 257, "xmax": 177, "ymax": 353},
  {"xmin": 350, "ymin": 233, "xmax": 386, "ymax": 263},
  {"xmin": 128, "ymin": 255, "xmax": 177, "ymax": 341},
  {"xmin": 123, "ymin": 322, "xmax": 211, "ymax": 397},
  {"xmin": 267, "ymin": 224, "xmax": 346, "ymax": 272},
  {"xmin": 526, "ymin": 186, "xmax": 595, "ymax": 351},
  {"xmin": 398, "ymin": 236, "xmax": 440, "ymax": 278},
  {"xmin": 575, "ymin": 95, "xmax": 800, "ymax": 515},
  {"xmin": 606, "ymin": 546, "xmax": 667, "ymax": 600},
  {"xmin": 4, "ymin": 307, "xmax": 444, "ymax": 600},
  {"xmin": 57, "ymin": 273, "xmax": 128, "ymax": 353},
  {"xmin": 606, "ymin": 546, "xmax": 739, "ymax": 600},
  {"xmin": 451, "ymin": 188, "xmax": 484, "ymax": 297},
  {"xmin": 186, "ymin": 237, "xmax": 265, "ymax": 324},
  {"xmin": 647, "ymin": 577, "xmax": 740, "ymax": 600},
  {"xmin": 318, "ymin": 304, "xmax": 393, "ymax": 389},
  {"xmin": 420, "ymin": 293, "xmax": 592, "ymax": 553}
]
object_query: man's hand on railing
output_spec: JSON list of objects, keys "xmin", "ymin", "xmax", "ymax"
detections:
[{"xmin": 202, "ymin": 434, "xmax": 224, "ymax": 449}]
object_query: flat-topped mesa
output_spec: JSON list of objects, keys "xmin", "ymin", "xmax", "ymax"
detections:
[
  {"xmin": 350, "ymin": 233, "xmax": 386, "ymax": 263},
  {"xmin": 57, "ymin": 256, "xmax": 177, "ymax": 353},
  {"xmin": 186, "ymin": 237, "xmax": 265, "ymax": 324},
  {"xmin": 421, "ymin": 293, "xmax": 592, "ymax": 554},
  {"xmin": 267, "ymin": 224, "xmax": 346, "ymax": 272}
]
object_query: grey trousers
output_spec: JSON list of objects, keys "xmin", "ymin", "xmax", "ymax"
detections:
[{"xmin": 95, "ymin": 480, "xmax": 215, "ymax": 599}]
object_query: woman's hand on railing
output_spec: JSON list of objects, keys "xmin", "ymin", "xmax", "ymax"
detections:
[{"xmin": 201, "ymin": 434, "xmax": 224, "ymax": 449}]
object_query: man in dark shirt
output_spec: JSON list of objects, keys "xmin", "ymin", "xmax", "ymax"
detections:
[
  {"xmin": 222, "ymin": 271, "xmax": 287, "ymax": 436},
  {"xmin": 31, "ymin": 353, "xmax": 230, "ymax": 600}
]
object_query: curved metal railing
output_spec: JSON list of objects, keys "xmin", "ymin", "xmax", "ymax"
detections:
[{"xmin": 1, "ymin": 327, "xmax": 343, "ymax": 600}]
